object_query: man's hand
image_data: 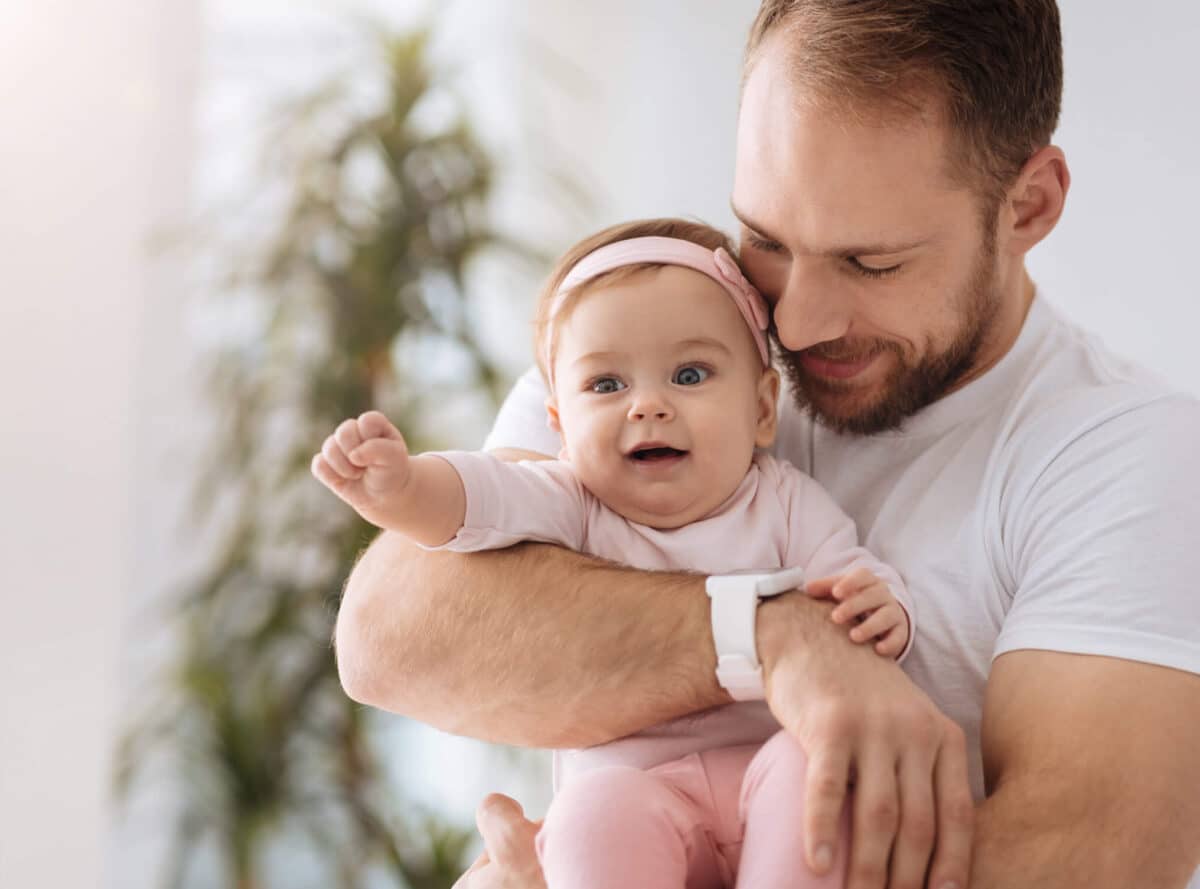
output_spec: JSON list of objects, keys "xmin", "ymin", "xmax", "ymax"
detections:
[
  {"xmin": 758, "ymin": 592, "xmax": 974, "ymax": 889},
  {"xmin": 452, "ymin": 794, "xmax": 546, "ymax": 889}
]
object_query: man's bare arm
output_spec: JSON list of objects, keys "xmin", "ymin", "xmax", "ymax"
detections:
[
  {"xmin": 337, "ymin": 452, "xmax": 971, "ymax": 889},
  {"xmin": 973, "ymin": 650, "xmax": 1200, "ymax": 888},
  {"xmin": 334, "ymin": 531, "xmax": 726, "ymax": 748}
]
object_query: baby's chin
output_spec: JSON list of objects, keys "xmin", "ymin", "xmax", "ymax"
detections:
[
  {"xmin": 564, "ymin": 446, "xmax": 748, "ymax": 527},
  {"xmin": 593, "ymin": 483, "xmax": 725, "ymax": 530}
]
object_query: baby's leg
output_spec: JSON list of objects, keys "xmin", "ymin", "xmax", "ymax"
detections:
[
  {"xmin": 536, "ymin": 763, "xmax": 728, "ymax": 889},
  {"xmin": 735, "ymin": 731, "xmax": 851, "ymax": 889}
]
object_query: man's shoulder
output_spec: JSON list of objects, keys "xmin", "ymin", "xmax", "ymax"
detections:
[{"xmin": 1001, "ymin": 302, "xmax": 1198, "ymax": 462}]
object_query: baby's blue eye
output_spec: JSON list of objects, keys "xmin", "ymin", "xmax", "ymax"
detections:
[
  {"xmin": 673, "ymin": 366, "xmax": 710, "ymax": 386},
  {"xmin": 590, "ymin": 377, "xmax": 626, "ymax": 394}
]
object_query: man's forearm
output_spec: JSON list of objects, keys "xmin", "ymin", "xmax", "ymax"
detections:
[
  {"xmin": 334, "ymin": 531, "xmax": 728, "ymax": 747},
  {"xmin": 970, "ymin": 779, "xmax": 1198, "ymax": 889},
  {"xmin": 972, "ymin": 651, "xmax": 1200, "ymax": 889}
]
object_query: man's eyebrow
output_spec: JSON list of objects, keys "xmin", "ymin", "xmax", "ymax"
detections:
[
  {"xmin": 730, "ymin": 200, "xmax": 931, "ymax": 256},
  {"xmin": 829, "ymin": 237, "xmax": 930, "ymax": 257},
  {"xmin": 730, "ymin": 201, "xmax": 781, "ymax": 245}
]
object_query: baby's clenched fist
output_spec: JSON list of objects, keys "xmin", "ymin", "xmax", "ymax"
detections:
[{"xmin": 311, "ymin": 410, "xmax": 414, "ymax": 527}]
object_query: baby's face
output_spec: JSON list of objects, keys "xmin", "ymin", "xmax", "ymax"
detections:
[{"xmin": 549, "ymin": 265, "xmax": 777, "ymax": 529}]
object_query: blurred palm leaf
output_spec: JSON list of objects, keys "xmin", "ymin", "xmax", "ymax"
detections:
[{"xmin": 116, "ymin": 23, "xmax": 544, "ymax": 889}]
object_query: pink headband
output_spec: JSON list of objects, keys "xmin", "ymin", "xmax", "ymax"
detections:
[{"xmin": 546, "ymin": 236, "xmax": 771, "ymax": 375}]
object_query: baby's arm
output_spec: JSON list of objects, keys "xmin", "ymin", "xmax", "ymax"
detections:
[
  {"xmin": 313, "ymin": 411, "xmax": 589, "ymax": 553},
  {"xmin": 806, "ymin": 567, "xmax": 910, "ymax": 658},
  {"xmin": 312, "ymin": 411, "xmax": 466, "ymax": 547},
  {"xmin": 775, "ymin": 458, "xmax": 915, "ymax": 660}
]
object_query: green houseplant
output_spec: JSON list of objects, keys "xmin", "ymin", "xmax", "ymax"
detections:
[{"xmin": 115, "ymin": 24, "xmax": 541, "ymax": 889}]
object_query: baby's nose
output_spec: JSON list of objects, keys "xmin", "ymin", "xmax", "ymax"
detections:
[{"xmin": 627, "ymin": 396, "xmax": 673, "ymax": 422}]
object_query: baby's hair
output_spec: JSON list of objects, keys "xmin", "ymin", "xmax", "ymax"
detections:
[{"xmin": 534, "ymin": 218, "xmax": 740, "ymax": 382}]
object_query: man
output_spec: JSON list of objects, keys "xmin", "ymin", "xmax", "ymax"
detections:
[{"xmin": 332, "ymin": 2, "xmax": 1200, "ymax": 887}]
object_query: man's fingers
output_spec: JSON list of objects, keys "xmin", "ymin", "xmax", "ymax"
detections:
[
  {"xmin": 928, "ymin": 723, "xmax": 975, "ymax": 889},
  {"xmin": 846, "ymin": 747, "xmax": 899, "ymax": 889},
  {"xmin": 476, "ymin": 793, "xmax": 540, "ymax": 869},
  {"xmin": 888, "ymin": 751, "xmax": 937, "ymax": 889},
  {"xmin": 803, "ymin": 744, "xmax": 853, "ymax": 875}
]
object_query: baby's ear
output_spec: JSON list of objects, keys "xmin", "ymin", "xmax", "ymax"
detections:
[
  {"xmin": 754, "ymin": 367, "xmax": 781, "ymax": 449},
  {"xmin": 545, "ymin": 397, "xmax": 562, "ymax": 435}
]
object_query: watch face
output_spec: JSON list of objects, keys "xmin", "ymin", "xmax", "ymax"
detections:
[
  {"xmin": 705, "ymin": 574, "xmax": 771, "ymax": 595},
  {"xmin": 706, "ymin": 567, "xmax": 805, "ymax": 598}
]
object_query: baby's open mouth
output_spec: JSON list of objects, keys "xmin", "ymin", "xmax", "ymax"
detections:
[{"xmin": 630, "ymin": 446, "xmax": 688, "ymax": 462}]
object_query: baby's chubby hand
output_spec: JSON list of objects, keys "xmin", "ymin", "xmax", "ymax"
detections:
[
  {"xmin": 311, "ymin": 411, "xmax": 413, "ymax": 527},
  {"xmin": 806, "ymin": 566, "xmax": 910, "ymax": 658}
]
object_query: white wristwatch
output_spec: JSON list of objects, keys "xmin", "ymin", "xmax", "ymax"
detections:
[{"xmin": 704, "ymin": 566, "xmax": 807, "ymax": 701}]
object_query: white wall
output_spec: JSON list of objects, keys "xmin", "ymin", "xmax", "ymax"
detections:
[
  {"xmin": 0, "ymin": 1, "xmax": 201, "ymax": 887},
  {"xmin": 505, "ymin": 0, "xmax": 752, "ymax": 269},
  {"xmin": 1030, "ymin": 1, "xmax": 1200, "ymax": 392}
]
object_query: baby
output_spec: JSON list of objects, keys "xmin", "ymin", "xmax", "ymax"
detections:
[{"xmin": 313, "ymin": 219, "xmax": 914, "ymax": 889}]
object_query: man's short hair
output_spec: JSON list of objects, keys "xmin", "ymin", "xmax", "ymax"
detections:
[{"xmin": 745, "ymin": 0, "xmax": 1063, "ymax": 203}]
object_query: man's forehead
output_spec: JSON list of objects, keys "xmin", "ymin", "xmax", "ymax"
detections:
[{"xmin": 733, "ymin": 51, "xmax": 965, "ymax": 254}]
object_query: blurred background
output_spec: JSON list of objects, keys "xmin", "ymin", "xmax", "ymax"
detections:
[{"xmin": 1, "ymin": 1, "xmax": 1197, "ymax": 887}]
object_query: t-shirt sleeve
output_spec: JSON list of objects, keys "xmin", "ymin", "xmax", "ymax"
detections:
[
  {"xmin": 774, "ymin": 457, "xmax": 916, "ymax": 661},
  {"xmin": 420, "ymin": 451, "xmax": 588, "ymax": 553},
  {"xmin": 482, "ymin": 366, "xmax": 562, "ymax": 457},
  {"xmin": 996, "ymin": 395, "xmax": 1200, "ymax": 674}
]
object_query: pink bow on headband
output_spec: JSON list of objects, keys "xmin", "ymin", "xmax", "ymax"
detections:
[{"xmin": 549, "ymin": 236, "xmax": 772, "ymax": 368}]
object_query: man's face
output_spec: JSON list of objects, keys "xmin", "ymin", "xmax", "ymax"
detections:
[{"xmin": 732, "ymin": 44, "xmax": 1007, "ymax": 435}]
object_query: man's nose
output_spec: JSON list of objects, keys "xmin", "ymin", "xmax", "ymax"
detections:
[
  {"xmin": 627, "ymin": 390, "xmax": 674, "ymax": 422},
  {"xmin": 772, "ymin": 262, "xmax": 854, "ymax": 351}
]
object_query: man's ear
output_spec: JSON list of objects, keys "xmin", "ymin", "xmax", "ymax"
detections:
[
  {"xmin": 754, "ymin": 367, "xmax": 781, "ymax": 448},
  {"xmin": 1003, "ymin": 144, "xmax": 1071, "ymax": 258}
]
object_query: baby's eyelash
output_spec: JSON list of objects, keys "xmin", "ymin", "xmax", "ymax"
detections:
[{"xmin": 585, "ymin": 375, "xmax": 626, "ymax": 394}]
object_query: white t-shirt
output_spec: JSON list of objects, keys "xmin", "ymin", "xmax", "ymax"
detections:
[{"xmin": 485, "ymin": 293, "xmax": 1200, "ymax": 850}]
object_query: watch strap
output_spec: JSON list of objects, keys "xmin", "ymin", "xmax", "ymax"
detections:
[
  {"xmin": 708, "ymin": 581, "xmax": 761, "ymax": 701},
  {"xmin": 705, "ymin": 567, "xmax": 806, "ymax": 701}
]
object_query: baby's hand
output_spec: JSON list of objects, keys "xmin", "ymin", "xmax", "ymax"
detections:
[
  {"xmin": 311, "ymin": 410, "xmax": 413, "ymax": 528},
  {"xmin": 807, "ymin": 567, "xmax": 910, "ymax": 658}
]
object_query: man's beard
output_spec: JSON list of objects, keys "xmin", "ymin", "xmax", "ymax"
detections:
[{"xmin": 776, "ymin": 235, "xmax": 1001, "ymax": 436}]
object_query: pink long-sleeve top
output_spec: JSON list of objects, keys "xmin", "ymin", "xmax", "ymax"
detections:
[{"xmin": 427, "ymin": 450, "xmax": 913, "ymax": 791}]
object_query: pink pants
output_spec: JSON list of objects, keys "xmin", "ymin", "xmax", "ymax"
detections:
[{"xmin": 535, "ymin": 730, "xmax": 850, "ymax": 889}]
